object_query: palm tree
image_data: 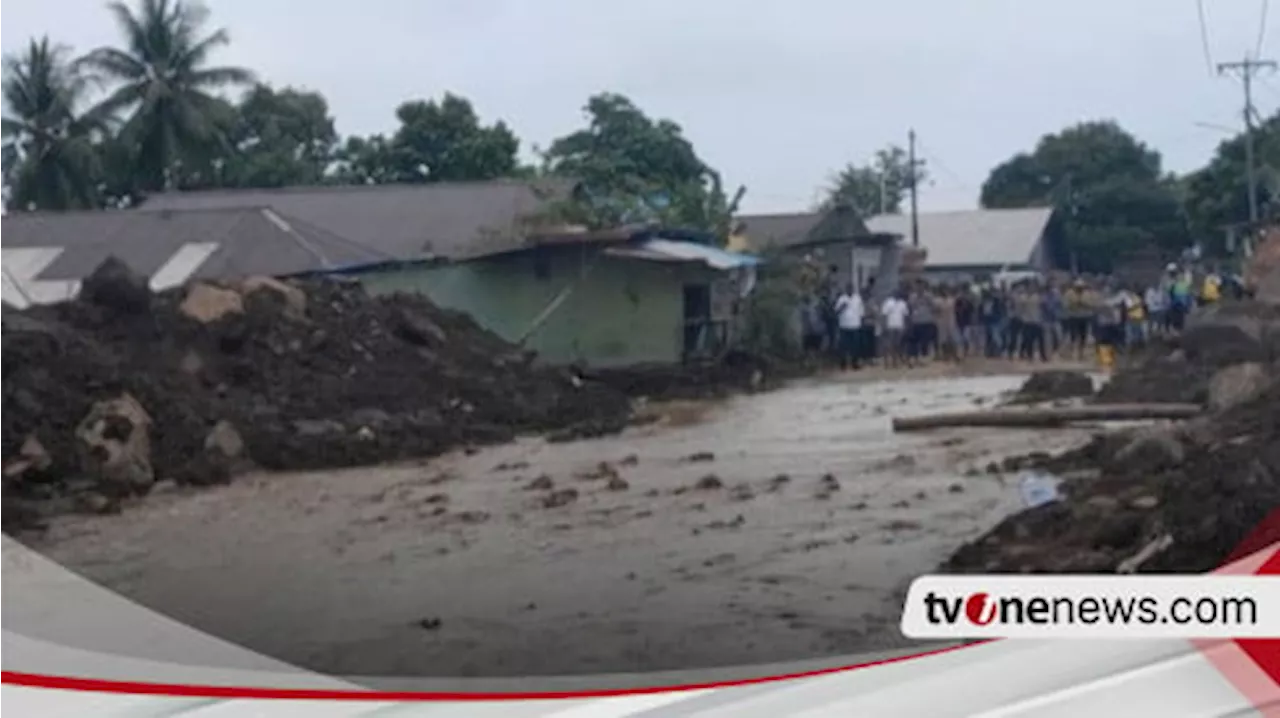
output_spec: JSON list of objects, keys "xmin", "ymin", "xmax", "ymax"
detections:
[
  {"xmin": 77, "ymin": 0, "xmax": 253, "ymax": 193},
  {"xmin": 2, "ymin": 37, "xmax": 102, "ymax": 211}
]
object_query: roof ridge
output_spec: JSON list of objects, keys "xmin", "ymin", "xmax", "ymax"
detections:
[
  {"xmin": 138, "ymin": 177, "xmax": 577, "ymax": 203},
  {"xmin": 258, "ymin": 209, "xmax": 396, "ymax": 261}
]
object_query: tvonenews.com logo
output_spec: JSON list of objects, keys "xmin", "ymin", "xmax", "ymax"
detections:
[
  {"xmin": 922, "ymin": 590, "xmax": 1257, "ymax": 627},
  {"xmin": 901, "ymin": 576, "xmax": 1280, "ymax": 639}
]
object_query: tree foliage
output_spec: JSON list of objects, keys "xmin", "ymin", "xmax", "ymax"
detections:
[
  {"xmin": 542, "ymin": 93, "xmax": 744, "ymax": 237},
  {"xmin": 824, "ymin": 145, "xmax": 926, "ymax": 215},
  {"xmin": 1183, "ymin": 111, "xmax": 1280, "ymax": 252},
  {"xmin": 218, "ymin": 84, "xmax": 338, "ymax": 188},
  {"xmin": 76, "ymin": 0, "xmax": 254, "ymax": 193},
  {"xmin": 980, "ymin": 121, "xmax": 1187, "ymax": 273},
  {"xmin": 1, "ymin": 38, "xmax": 102, "ymax": 210}
]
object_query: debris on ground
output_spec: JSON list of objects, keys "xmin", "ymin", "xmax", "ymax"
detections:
[
  {"xmin": 1010, "ymin": 370, "xmax": 1094, "ymax": 404},
  {"xmin": 2, "ymin": 261, "xmax": 633, "ymax": 531},
  {"xmin": 952, "ymin": 314, "xmax": 1280, "ymax": 575}
]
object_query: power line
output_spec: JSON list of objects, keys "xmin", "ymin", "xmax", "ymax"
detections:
[
  {"xmin": 1197, "ymin": 0, "xmax": 1216, "ymax": 76},
  {"xmin": 915, "ymin": 140, "xmax": 974, "ymax": 189},
  {"xmin": 1258, "ymin": 0, "xmax": 1272, "ymax": 58}
]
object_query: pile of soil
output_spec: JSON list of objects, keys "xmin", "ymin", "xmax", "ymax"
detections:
[
  {"xmin": 3, "ymin": 262, "xmax": 632, "ymax": 529},
  {"xmin": 945, "ymin": 375, "xmax": 1280, "ymax": 575},
  {"xmin": 1096, "ymin": 305, "xmax": 1277, "ymax": 405},
  {"xmin": 1010, "ymin": 370, "xmax": 1094, "ymax": 404}
]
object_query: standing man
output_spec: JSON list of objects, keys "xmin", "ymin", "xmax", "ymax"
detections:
[
  {"xmin": 859, "ymin": 277, "xmax": 879, "ymax": 366},
  {"xmin": 907, "ymin": 285, "xmax": 937, "ymax": 363},
  {"xmin": 1062, "ymin": 279, "xmax": 1093, "ymax": 360},
  {"xmin": 979, "ymin": 285, "xmax": 1003, "ymax": 358},
  {"xmin": 833, "ymin": 283, "xmax": 865, "ymax": 371},
  {"xmin": 954, "ymin": 284, "xmax": 977, "ymax": 358},
  {"xmin": 1143, "ymin": 282, "xmax": 1167, "ymax": 338},
  {"xmin": 935, "ymin": 285, "xmax": 961, "ymax": 363},
  {"xmin": 800, "ymin": 294, "xmax": 826, "ymax": 358},
  {"xmin": 881, "ymin": 290, "xmax": 910, "ymax": 369}
]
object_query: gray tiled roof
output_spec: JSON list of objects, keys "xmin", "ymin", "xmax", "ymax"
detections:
[
  {"xmin": 138, "ymin": 178, "xmax": 578, "ymax": 261},
  {"xmin": 2, "ymin": 207, "xmax": 389, "ymax": 282},
  {"xmin": 865, "ymin": 207, "xmax": 1054, "ymax": 267}
]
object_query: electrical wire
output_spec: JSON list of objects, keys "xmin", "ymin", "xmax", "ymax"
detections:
[
  {"xmin": 1257, "ymin": 0, "xmax": 1271, "ymax": 58},
  {"xmin": 1197, "ymin": 0, "xmax": 1216, "ymax": 75}
]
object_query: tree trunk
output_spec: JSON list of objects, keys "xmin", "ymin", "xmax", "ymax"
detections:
[{"xmin": 891, "ymin": 404, "xmax": 1202, "ymax": 432}]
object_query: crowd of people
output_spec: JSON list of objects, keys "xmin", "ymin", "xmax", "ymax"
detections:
[{"xmin": 798, "ymin": 262, "xmax": 1247, "ymax": 371}]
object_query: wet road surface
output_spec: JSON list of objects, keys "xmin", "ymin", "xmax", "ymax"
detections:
[{"xmin": 27, "ymin": 373, "xmax": 1098, "ymax": 677}]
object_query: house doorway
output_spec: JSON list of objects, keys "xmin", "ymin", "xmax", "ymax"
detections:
[{"xmin": 682, "ymin": 284, "xmax": 712, "ymax": 359}]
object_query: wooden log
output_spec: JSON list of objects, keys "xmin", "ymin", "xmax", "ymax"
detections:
[{"xmin": 891, "ymin": 403, "xmax": 1203, "ymax": 432}]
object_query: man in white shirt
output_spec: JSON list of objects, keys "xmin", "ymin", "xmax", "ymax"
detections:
[
  {"xmin": 881, "ymin": 291, "xmax": 910, "ymax": 368},
  {"xmin": 833, "ymin": 284, "xmax": 865, "ymax": 370}
]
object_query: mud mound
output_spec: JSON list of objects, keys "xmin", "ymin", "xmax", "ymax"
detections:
[
  {"xmin": 945, "ymin": 381, "xmax": 1280, "ymax": 574},
  {"xmin": 1096, "ymin": 316, "xmax": 1272, "ymax": 405},
  {"xmin": 1012, "ymin": 370, "xmax": 1094, "ymax": 404},
  {"xmin": 3, "ymin": 273, "xmax": 632, "ymax": 530}
]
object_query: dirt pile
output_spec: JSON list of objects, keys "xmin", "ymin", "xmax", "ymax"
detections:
[
  {"xmin": 1096, "ymin": 303, "xmax": 1279, "ymax": 404},
  {"xmin": 1011, "ymin": 370, "xmax": 1094, "ymax": 404},
  {"xmin": 3, "ymin": 262, "xmax": 632, "ymax": 529},
  {"xmin": 945, "ymin": 378, "xmax": 1280, "ymax": 574}
]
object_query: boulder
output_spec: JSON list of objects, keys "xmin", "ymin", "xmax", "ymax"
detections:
[
  {"xmin": 204, "ymin": 420, "xmax": 245, "ymax": 460},
  {"xmin": 1207, "ymin": 362, "xmax": 1270, "ymax": 412},
  {"xmin": 74, "ymin": 394, "xmax": 155, "ymax": 497},
  {"xmin": 1111, "ymin": 427, "xmax": 1186, "ymax": 474},
  {"xmin": 3, "ymin": 434, "xmax": 53, "ymax": 480},
  {"xmin": 180, "ymin": 283, "xmax": 245, "ymax": 324},
  {"xmin": 238, "ymin": 276, "xmax": 308, "ymax": 319}
]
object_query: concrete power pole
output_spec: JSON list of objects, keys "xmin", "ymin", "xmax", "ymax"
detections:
[
  {"xmin": 1217, "ymin": 55, "xmax": 1278, "ymax": 225},
  {"xmin": 908, "ymin": 129, "xmax": 920, "ymax": 247}
]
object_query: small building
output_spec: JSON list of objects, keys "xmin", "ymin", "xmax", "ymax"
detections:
[
  {"xmin": 865, "ymin": 206, "xmax": 1062, "ymax": 283},
  {"xmin": 313, "ymin": 227, "xmax": 761, "ymax": 367},
  {"xmin": 731, "ymin": 204, "xmax": 903, "ymax": 302},
  {"xmin": 141, "ymin": 180, "xmax": 765, "ymax": 367},
  {"xmin": 1, "ymin": 206, "xmax": 386, "ymax": 307}
]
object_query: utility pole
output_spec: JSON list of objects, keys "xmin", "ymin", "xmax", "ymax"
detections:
[
  {"xmin": 908, "ymin": 129, "xmax": 920, "ymax": 247},
  {"xmin": 1217, "ymin": 55, "xmax": 1278, "ymax": 225}
]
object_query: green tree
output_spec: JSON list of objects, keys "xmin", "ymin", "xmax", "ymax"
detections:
[
  {"xmin": 2, "ymin": 38, "xmax": 102, "ymax": 210},
  {"xmin": 387, "ymin": 93, "xmax": 518, "ymax": 182},
  {"xmin": 1184, "ymin": 111, "xmax": 1280, "ymax": 253},
  {"xmin": 77, "ymin": 0, "xmax": 254, "ymax": 193},
  {"xmin": 331, "ymin": 134, "xmax": 396, "ymax": 185},
  {"xmin": 980, "ymin": 120, "xmax": 1187, "ymax": 273},
  {"xmin": 824, "ymin": 145, "xmax": 926, "ymax": 215},
  {"xmin": 542, "ymin": 93, "xmax": 744, "ymax": 237},
  {"xmin": 218, "ymin": 84, "xmax": 338, "ymax": 188}
]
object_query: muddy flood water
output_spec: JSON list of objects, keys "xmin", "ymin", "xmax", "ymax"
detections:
[{"xmin": 26, "ymin": 373, "xmax": 1100, "ymax": 677}]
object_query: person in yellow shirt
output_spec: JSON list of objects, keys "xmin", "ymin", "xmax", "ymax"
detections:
[{"xmin": 1200, "ymin": 270, "xmax": 1222, "ymax": 306}]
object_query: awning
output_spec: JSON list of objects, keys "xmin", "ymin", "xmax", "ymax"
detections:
[{"xmin": 605, "ymin": 238, "xmax": 762, "ymax": 270}]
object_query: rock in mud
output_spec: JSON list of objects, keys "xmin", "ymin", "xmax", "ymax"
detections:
[
  {"xmin": 543, "ymin": 488, "xmax": 579, "ymax": 508},
  {"xmin": 694, "ymin": 474, "xmax": 724, "ymax": 491},
  {"xmin": 74, "ymin": 394, "xmax": 154, "ymax": 497},
  {"xmin": 681, "ymin": 451, "xmax": 716, "ymax": 463},
  {"xmin": 1207, "ymin": 362, "xmax": 1269, "ymax": 412},
  {"xmin": 180, "ymin": 283, "xmax": 245, "ymax": 324},
  {"xmin": 526, "ymin": 475, "xmax": 555, "ymax": 491}
]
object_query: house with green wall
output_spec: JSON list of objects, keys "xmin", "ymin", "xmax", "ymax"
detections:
[
  {"xmin": 351, "ymin": 231, "xmax": 760, "ymax": 367},
  {"xmin": 136, "ymin": 179, "xmax": 761, "ymax": 367}
]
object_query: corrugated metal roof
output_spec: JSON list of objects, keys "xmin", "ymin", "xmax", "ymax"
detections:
[
  {"xmin": 865, "ymin": 207, "xmax": 1054, "ymax": 267},
  {"xmin": 2, "ymin": 207, "xmax": 389, "ymax": 285},
  {"xmin": 138, "ymin": 178, "xmax": 578, "ymax": 261}
]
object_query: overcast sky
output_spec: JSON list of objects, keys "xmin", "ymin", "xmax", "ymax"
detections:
[{"xmin": 3, "ymin": 0, "xmax": 1278, "ymax": 212}]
